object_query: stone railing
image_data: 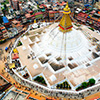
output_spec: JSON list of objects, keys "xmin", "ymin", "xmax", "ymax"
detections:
[
  {"xmin": 12, "ymin": 69, "xmax": 80, "ymax": 99},
  {"xmin": 12, "ymin": 68, "xmax": 100, "ymax": 99}
]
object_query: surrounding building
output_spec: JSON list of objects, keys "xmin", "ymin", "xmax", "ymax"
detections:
[
  {"xmin": 74, "ymin": 0, "xmax": 99, "ymax": 5},
  {"xmin": 0, "ymin": 26, "xmax": 9, "ymax": 43},
  {"xmin": 9, "ymin": 0, "xmax": 20, "ymax": 10}
]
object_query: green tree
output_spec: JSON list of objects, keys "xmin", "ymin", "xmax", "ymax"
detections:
[
  {"xmin": 82, "ymin": 82, "xmax": 88, "ymax": 88},
  {"xmin": 89, "ymin": 78, "xmax": 95, "ymax": 85},
  {"xmin": 37, "ymin": 5, "xmax": 39, "ymax": 8},
  {"xmin": 4, "ymin": 4, "xmax": 7, "ymax": 9}
]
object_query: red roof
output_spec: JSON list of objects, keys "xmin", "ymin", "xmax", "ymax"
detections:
[
  {"xmin": 31, "ymin": 15, "xmax": 35, "ymax": 17},
  {"xmin": 5, "ymin": 22, "xmax": 10, "ymax": 25},
  {"xmin": 78, "ymin": 12, "xmax": 88, "ymax": 20},
  {"xmin": 57, "ymin": 2, "xmax": 66, "ymax": 6},
  {"xmin": 39, "ymin": 5, "xmax": 44, "ymax": 8},
  {"xmin": 0, "ymin": 27, "xmax": 5, "ymax": 30},
  {"xmin": 35, "ymin": 12, "xmax": 43, "ymax": 16},
  {"xmin": 28, "ymin": 10, "xmax": 33, "ymax": 13},
  {"xmin": 2, "ymin": 30, "xmax": 7, "ymax": 33},
  {"xmin": 98, "ymin": 11, "xmax": 100, "ymax": 15},
  {"xmin": 25, "ymin": 13, "xmax": 31, "ymax": 18},
  {"xmin": 49, "ymin": 11, "xmax": 57, "ymax": 14}
]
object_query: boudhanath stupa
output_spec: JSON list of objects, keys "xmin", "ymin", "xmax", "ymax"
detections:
[
  {"xmin": 17, "ymin": 3, "xmax": 100, "ymax": 89},
  {"xmin": 31, "ymin": 3, "xmax": 94, "ymax": 69}
]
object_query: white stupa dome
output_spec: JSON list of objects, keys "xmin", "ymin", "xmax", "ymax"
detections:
[
  {"xmin": 41, "ymin": 27, "xmax": 89, "ymax": 54},
  {"xmin": 35, "ymin": 25, "xmax": 93, "ymax": 66},
  {"xmin": 30, "ymin": 4, "xmax": 94, "ymax": 69}
]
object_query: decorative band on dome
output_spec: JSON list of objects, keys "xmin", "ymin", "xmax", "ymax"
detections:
[{"xmin": 58, "ymin": 25, "xmax": 73, "ymax": 30}]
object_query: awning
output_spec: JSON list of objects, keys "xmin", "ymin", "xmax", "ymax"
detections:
[{"xmin": 12, "ymin": 53, "xmax": 19, "ymax": 60}]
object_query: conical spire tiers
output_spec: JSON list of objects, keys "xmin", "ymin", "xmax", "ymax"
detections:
[
  {"xmin": 63, "ymin": 2, "xmax": 71, "ymax": 14},
  {"xmin": 58, "ymin": 2, "xmax": 73, "ymax": 33}
]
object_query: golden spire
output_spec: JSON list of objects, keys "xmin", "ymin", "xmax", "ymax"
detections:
[
  {"xmin": 58, "ymin": 2, "xmax": 73, "ymax": 33},
  {"xmin": 63, "ymin": 2, "xmax": 71, "ymax": 14}
]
